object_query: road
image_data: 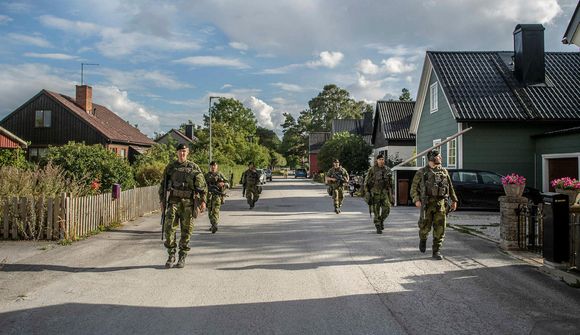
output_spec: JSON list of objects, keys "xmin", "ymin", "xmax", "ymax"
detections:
[{"xmin": 1, "ymin": 177, "xmax": 580, "ymax": 335}]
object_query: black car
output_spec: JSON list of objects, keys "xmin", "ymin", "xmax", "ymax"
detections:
[{"xmin": 447, "ymin": 169, "xmax": 541, "ymax": 210}]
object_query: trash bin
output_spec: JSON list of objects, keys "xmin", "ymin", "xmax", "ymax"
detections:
[
  {"xmin": 542, "ymin": 192, "xmax": 569, "ymax": 264},
  {"xmin": 398, "ymin": 179, "xmax": 409, "ymax": 205},
  {"xmin": 112, "ymin": 183, "xmax": 121, "ymax": 199}
]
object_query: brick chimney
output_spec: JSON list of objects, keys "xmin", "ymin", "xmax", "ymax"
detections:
[
  {"xmin": 185, "ymin": 124, "xmax": 195, "ymax": 140},
  {"xmin": 76, "ymin": 85, "xmax": 93, "ymax": 113}
]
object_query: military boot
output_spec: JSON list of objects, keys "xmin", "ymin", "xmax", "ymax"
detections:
[
  {"xmin": 432, "ymin": 249, "xmax": 443, "ymax": 260},
  {"xmin": 165, "ymin": 254, "xmax": 175, "ymax": 268},
  {"xmin": 380, "ymin": 220, "xmax": 385, "ymax": 231},
  {"xmin": 375, "ymin": 225, "xmax": 382, "ymax": 234},
  {"xmin": 419, "ymin": 239, "xmax": 426, "ymax": 253},
  {"xmin": 334, "ymin": 207, "xmax": 339, "ymax": 214},
  {"xmin": 175, "ymin": 254, "xmax": 186, "ymax": 268},
  {"xmin": 211, "ymin": 224, "xmax": 218, "ymax": 234}
]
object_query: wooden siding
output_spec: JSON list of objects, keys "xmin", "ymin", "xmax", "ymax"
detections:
[
  {"xmin": 533, "ymin": 132, "xmax": 580, "ymax": 189},
  {"xmin": 0, "ymin": 93, "xmax": 108, "ymax": 146},
  {"xmin": 416, "ymin": 70, "xmax": 458, "ymax": 167},
  {"xmin": 462, "ymin": 122, "xmax": 574, "ymax": 188},
  {"xmin": 0, "ymin": 134, "xmax": 20, "ymax": 148}
]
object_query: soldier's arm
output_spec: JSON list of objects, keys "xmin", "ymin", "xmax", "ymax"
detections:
[
  {"xmin": 220, "ymin": 173, "xmax": 230, "ymax": 189},
  {"xmin": 410, "ymin": 169, "xmax": 423, "ymax": 203},
  {"xmin": 447, "ymin": 174, "xmax": 459, "ymax": 203},
  {"xmin": 343, "ymin": 169, "xmax": 350, "ymax": 183},
  {"xmin": 325, "ymin": 169, "xmax": 334, "ymax": 183},
  {"xmin": 158, "ymin": 165, "xmax": 170, "ymax": 203}
]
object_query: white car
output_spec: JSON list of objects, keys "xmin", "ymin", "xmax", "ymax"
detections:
[{"xmin": 256, "ymin": 169, "xmax": 267, "ymax": 184}]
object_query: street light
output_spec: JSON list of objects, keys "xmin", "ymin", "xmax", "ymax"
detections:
[{"xmin": 208, "ymin": 96, "xmax": 222, "ymax": 164}]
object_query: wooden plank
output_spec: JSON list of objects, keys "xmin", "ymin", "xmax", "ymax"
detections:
[
  {"xmin": 3, "ymin": 199, "xmax": 9, "ymax": 239},
  {"xmin": 12, "ymin": 197, "xmax": 19, "ymax": 239},
  {"xmin": 47, "ymin": 198, "xmax": 53, "ymax": 239},
  {"xmin": 37, "ymin": 196, "xmax": 44, "ymax": 240}
]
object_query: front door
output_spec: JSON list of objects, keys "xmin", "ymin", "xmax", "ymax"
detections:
[{"xmin": 548, "ymin": 158, "xmax": 579, "ymax": 192}]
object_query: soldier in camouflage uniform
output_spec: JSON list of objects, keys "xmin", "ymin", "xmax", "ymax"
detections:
[
  {"xmin": 364, "ymin": 153, "xmax": 394, "ymax": 234},
  {"xmin": 325, "ymin": 159, "xmax": 349, "ymax": 214},
  {"xmin": 159, "ymin": 143, "xmax": 207, "ymax": 268},
  {"xmin": 241, "ymin": 162, "xmax": 261, "ymax": 209},
  {"xmin": 205, "ymin": 161, "xmax": 229, "ymax": 234},
  {"xmin": 410, "ymin": 149, "xmax": 458, "ymax": 260}
]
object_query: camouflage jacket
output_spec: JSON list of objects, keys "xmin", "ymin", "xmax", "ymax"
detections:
[
  {"xmin": 159, "ymin": 160, "xmax": 207, "ymax": 203},
  {"xmin": 410, "ymin": 165, "xmax": 458, "ymax": 204}
]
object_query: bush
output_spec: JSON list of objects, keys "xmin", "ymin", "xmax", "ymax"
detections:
[
  {"xmin": 0, "ymin": 148, "xmax": 29, "ymax": 169},
  {"xmin": 44, "ymin": 142, "xmax": 135, "ymax": 193}
]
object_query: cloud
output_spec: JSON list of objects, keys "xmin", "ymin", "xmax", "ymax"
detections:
[
  {"xmin": 229, "ymin": 41, "xmax": 249, "ymax": 50},
  {"xmin": 243, "ymin": 96, "xmax": 284, "ymax": 130},
  {"xmin": 24, "ymin": 52, "xmax": 78, "ymax": 60},
  {"xmin": 306, "ymin": 51, "xmax": 344, "ymax": 68},
  {"xmin": 7, "ymin": 33, "xmax": 52, "ymax": 47},
  {"xmin": 174, "ymin": 56, "xmax": 250, "ymax": 69},
  {"xmin": 271, "ymin": 82, "xmax": 306, "ymax": 93},
  {"xmin": 221, "ymin": 84, "xmax": 233, "ymax": 89},
  {"xmin": 100, "ymin": 68, "xmax": 193, "ymax": 90},
  {"xmin": 0, "ymin": 15, "xmax": 13, "ymax": 24}
]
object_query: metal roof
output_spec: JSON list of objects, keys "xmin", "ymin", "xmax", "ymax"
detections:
[
  {"xmin": 375, "ymin": 101, "xmax": 416, "ymax": 140},
  {"xmin": 428, "ymin": 51, "xmax": 580, "ymax": 121}
]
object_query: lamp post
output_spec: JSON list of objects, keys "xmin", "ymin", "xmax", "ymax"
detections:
[{"xmin": 208, "ymin": 96, "xmax": 221, "ymax": 164}]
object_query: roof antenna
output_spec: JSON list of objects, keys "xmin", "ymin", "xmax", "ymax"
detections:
[{"xmin": 81, "ymin": 63, "xmax": 99, "ymax": 85}]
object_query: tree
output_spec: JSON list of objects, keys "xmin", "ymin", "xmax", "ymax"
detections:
[
  {"xmin": 0, "ymin": 148, "xmax": 29, "ymax": 169},
  {"xmin": 318, "ymin": 132, "xmax": 372, "ymax": 174},
  {"xmin": 399, "ymin": 88, "xmax": 412, "ymax": 102},
  {"xmin": 133, "ymin": 141, "xmax": 176, "ymax": 186},
  {"xmin": 256, "ymin": 126, "xmax": 281, "ymax": 151},
  {"xmin": 44, "ymin": 142, "xmax": 135, "ymax": 192},
  {"xmin": 280, "ymin": 113, "xmax": 308, "ymax": 168},
  {"xmin": 204, "ymin": 98, "xmax": 257, "ymax": 135}
]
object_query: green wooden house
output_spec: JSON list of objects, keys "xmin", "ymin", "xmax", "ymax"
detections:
[{"xmin": 409, "ymin": 24, "xmax": 580, "ymax": 191}]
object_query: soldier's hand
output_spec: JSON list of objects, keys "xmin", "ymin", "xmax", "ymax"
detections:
[
  {"xmin": 218, "ymin": 181, "xmax": 225, "ymax": 188},
  {"xmin": 199, "ymin": 201, "xmax": 206, "ymax": 213},
  {"xmin": 451, "ymin": 201, "xmax": 458, "ymax": 212},
  {"xmin": 415, "ymin": 201, "xmax": 421, "ymax": 208}
]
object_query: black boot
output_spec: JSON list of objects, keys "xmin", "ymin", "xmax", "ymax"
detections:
[
  {"xmin": 432, "ymin": 249, "xmax": 443, "ymax": 260},
  {"xmin": 380, "ymin": 220, "xmax": 384, "ymax": 231},
  {"xmin": 175, "ymin": 254, "xmax": 186, "ymax": 268},
  {"xmin": 165, "ymin": 254, "xmax": 175, "ymax": 268},
  {"xmin": 211, "ymin": 224, "xmax": 218, "ymax": 234},
  {"xmin": 419, "ymin": 239, "xmax": 426, "ymax": 253},
  {"xmin": 334, "ymin": 207, "xmax": 339, "ymax": 214},
  {"xmin": 375, "ymin": 225, "xmax": 382, "ymax": 234}
]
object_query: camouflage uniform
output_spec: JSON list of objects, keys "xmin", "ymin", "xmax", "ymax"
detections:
[
  {"xmin": 364, "ymin": 164, "xmax": 393, "ymax": 232},
  {"xmin": 205, "ymin": 171, "xmax": 229, "ymax": 231},
  {"xmin": 241, "ymin": 169, "xmax": 261, "ymax": 208},
  {"xmin": 410, "ymin": 165, "xmax": 458, "ymax": 254},
  {"xmin": 159, "ymin": 160, "xmax": 207, "ymax": 259},
  {"xmin": 326, "ymin": 166, "xmax": 349, "ymax": 212}
]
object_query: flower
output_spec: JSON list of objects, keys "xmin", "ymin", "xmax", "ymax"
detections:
[
  {"xmin": 551, "ymin": 177, "xmax": 580, "ymax": 191},
  {"xmin": 501, "ymin": 173, "xmax": 526, "ymax": 186},
  {"xmin": 90, "ymin": 179, "xmax": 101, "ymax": 191}
]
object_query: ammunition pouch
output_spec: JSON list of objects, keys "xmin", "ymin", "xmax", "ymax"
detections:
[{"xmin": 170, "ymin": 188, "xmax": 192, "ymax": 199}]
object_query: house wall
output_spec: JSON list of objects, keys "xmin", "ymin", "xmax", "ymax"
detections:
[
  {"xmin": 533, "ymin": 132, "xmax": 580, "ymax": 191},
  {"xmin": 1, "ymin": 93, "xmax": 107, "ymax": 146},
  {"xmin": 0, "ymin": 134, "xmax": 20, "ymax": 149},
  {"xmin": 309, "ymin": 153, "xmax": 320, "ymax": 174},
  {"xmin": 416, "ymin": 70, "xmax": 458, "ymax": 167}
]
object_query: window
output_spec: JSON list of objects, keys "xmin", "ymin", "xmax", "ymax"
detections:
[
  {"xmin": 29, "ymin": 147, "xmax": 48, "ymax": 161},
  {"xmin": 452, "ymin": 171, "xmax": 478, "ymax": 184},
  {"xmin": 421, "ymin": 156, "xmax": 426, "ymax": 167},
  {"xmin": 480, "ymin": 172, "xmax": 502, "ymax": 185},
  {"xmin": 120, "ymin": 149, "xmax": 126, "ymax": 158},
  {"xmin": 447, "ymin": 138, "xmax": 457, "ymax": 168},
  {"xmin": 430, "ymin": 83, "xmax": 438, "ymax": 113},
  {"xmin": 35, "ymin": 110, "xmax": 51, "ymax": 127}
]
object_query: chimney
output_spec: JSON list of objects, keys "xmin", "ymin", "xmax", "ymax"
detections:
[
  {"xmin": 513, "ymin": 24, "xmax": 545, "ymax": 85},
  {"xmin": 185, "ymin": 124, "xmax": 194, "ymax": 140},
  {"xmin": 76, "ymin": 85, "xmax": 93, "ymax": 113}
]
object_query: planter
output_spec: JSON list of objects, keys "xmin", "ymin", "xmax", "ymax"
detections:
[
  {"xmin": 503, "ymin": 184, "xmax": 524, "ymax": 197},
  {"xmin": 555, "ymin": 188, "xmax": 580, "ymax": 207}
]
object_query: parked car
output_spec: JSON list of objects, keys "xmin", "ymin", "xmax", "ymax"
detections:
[
  {"xmin": 295, "ymin": 168, "xmax": 308, "ymax": 178},
  {"xmin": 447, "ymin": 169, "xmax": 542, "ymax": 210},
  {"xmin": 264, "ymin": 169, "xmax": 273, "ymax": 181},
  {"xmin": 256, "ymin": 169, "xmax": 267, "ymax": 184}
]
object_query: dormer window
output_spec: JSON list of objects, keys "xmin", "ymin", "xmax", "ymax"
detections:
[{"xmin": 35, "ymin": 110, "xmax": 51, "ymax": 127}]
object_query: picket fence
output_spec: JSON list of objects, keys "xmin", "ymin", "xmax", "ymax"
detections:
[{"xmin": 0, "ymin": 185, "xmax": 159, "ymax": 241}]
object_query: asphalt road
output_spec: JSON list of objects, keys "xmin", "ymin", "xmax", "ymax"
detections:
[{"xmin": 1, "ymin": 177, "xmax": 580, "ymax": 335}]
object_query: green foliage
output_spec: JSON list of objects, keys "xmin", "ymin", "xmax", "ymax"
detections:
[
  {"xmin": 256, "ymin": 126, "xmax": 281, "ymax": 151},
  {"xmin": 318, "ymin": 132, "xmax": 372, "ymax": 174},
  {"xmin": 44, "ymin": 142, "xmax": 135, "ymax": 192},
  {"xmin": 270, "ymin": 150, "xmax": 287, "ymax": 167},
  {"xmin": 399, "ymin": 88, "xmax": 413, "ymax": 101},
  {"xmin": 0, "ymin": 148, "xmax": 29, "ymax": 169},
  {"xmin": 133, "ymin": 142, "xmax": 176, "ymax": 186},
  {"xmin": 205, "ymin": 98, "xmax": 257, "ymax": 135}
]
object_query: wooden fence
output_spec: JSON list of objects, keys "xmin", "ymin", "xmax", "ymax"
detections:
[{"xmin": 1, "ymin": 185, "xmax": 159, "ymax": 241}]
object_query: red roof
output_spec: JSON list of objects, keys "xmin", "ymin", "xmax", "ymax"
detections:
[
  {"xmin": 44, "ymin": 90, "xmax": 155, "ymax": 146},
  {"xmin": 0, "ymin": 125, "xmax": 27, "ymax": 148}
]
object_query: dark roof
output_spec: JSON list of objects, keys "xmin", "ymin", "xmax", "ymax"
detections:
[
  {"xmin": 563, "ymin": 2, "xmax": 580, "ymax": 44},
  {"xmin": 156, "ymin": 129, "xmax": 197, "ymax": 144},
  {"xmin": 428, "ymin": 51, "xmax": 580, "ymax": 121},
  {"xmin": 44, "ymin": 90, "xmax": 154, "ymax": 146},
  {"xmin": 308, "ymin": 132, "xmax": 331, "ymax": 153},
  {"xmin": 331, "ymin": 112, "xmax": 374, "ymax": 140},
  {"xmin": 375, "ymin": 101, "xmax": 416, "ymax": 140}
]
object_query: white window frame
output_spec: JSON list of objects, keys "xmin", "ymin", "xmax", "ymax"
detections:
[
  {"xmin": 447, "ymin": 138, "xmax": 457, "ymax": 168},
  {"xmin": 421, "ymin": 156, "xmax": 426, "ymax": 167},
  {"xmin": 430, "ymin": 83, "xmax": 438, "ymax": 113}
]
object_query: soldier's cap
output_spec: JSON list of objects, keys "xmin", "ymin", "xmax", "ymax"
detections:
[
  {"xmin": 376, "ymin": 153, "xmax": 384, "ymax": 160},
  {"xmin": 427, "ymin": 149, "xmax": 440, "ymax": 161},
  {"xmin": 333, "ymin": 159, "xmax": 340, "ymax": 163},
  {"xmin": 209, "ymin": 161, "xmax": 217, "ymax": 166},
  {"xmin": 176, "ymin": 143, "xmax": 188, "ymax": 150}
]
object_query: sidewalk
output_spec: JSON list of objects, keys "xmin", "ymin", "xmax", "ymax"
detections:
[{"xmin": 447, "ymin": 210, "xmax": 580, "ymax": 287}]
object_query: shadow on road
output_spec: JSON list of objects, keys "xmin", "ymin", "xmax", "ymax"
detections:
[{"xmin": 1, "ymin": 263, "xmax": 166, "ymax": 273}]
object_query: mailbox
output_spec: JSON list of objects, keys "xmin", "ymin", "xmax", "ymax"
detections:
[
  {"xmin": 112, "ymin": 183, "xmax": 121, "ymax": 199},
  {"xmin": 542, "ymin": 192, "xmax": 569, "ymax": 264}
]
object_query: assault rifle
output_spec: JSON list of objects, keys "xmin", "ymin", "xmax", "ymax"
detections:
[
  {"xmin": 330, "ymin": 171, "xmax": 345, "ymax": 187},
  {"xmin": 208, "ymin": 184, "xmax": 227, "ymax": 197},
  {"xmin": 160, "ymin": 176, "xmax": 171, "ymax": 241}
]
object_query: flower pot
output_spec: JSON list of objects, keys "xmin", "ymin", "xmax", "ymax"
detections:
[
  {"xmin": 503, "ymin": 184, "xmax": 524, "ymax": 197},
  {"xmin": 555, "ymin": 188, "xmax": 580, "ymax": 207}
]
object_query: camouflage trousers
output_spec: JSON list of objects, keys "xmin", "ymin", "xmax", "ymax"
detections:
[
  {"xmin": 331, "ymin": 186, "xmax": 344, "ymax": 208},
  {"xmin": 246, "ymin": 184, "xmax": 260, "ymax": 207},
  {"xmin": 207, "ymin": 193, "xmax": 222, "ymax": 226},
  {"xmin": 418, "ymin": 199, "xmax": 447, "ymax": 251},
  {"xmin": 164, "ymin": 199, "xmax": 195, "ymax": 257},
  {"xmin": 371, "ymin": 191, "xmax": 391, "ymax": 226}
]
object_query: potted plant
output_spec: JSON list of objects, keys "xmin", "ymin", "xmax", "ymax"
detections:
[
  {"xmin": 550, "ymin": 177, "xmax": 580, "ymax": 206},
  {"xmin": 501, "ymin": 173, "xmax": 526, "ymax": 197}
]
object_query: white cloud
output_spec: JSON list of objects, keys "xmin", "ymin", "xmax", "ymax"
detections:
[
  {"xmin": 382, "ymin": 57, "xmax": 416, "ymax": 74},
  {"xmin": 221, "ymin": 84, "xmax": 233, "ymax": 89},
  {"xmin": 174, "ymin": 56, "xmax": 250, "ymax": 69},
  {"xmin": 243, "ymin": 96, "xmax": 283, "ymax": 130},
  {"xmin": 481, "ymin": 0, "xmax": 562, "ymax": 24},
  {"xmin": 100, "ymin": 69, "xmax": 193, "ymax": 90},
  {"xmin": 306, "ymin": 51, "xmax": 344, "ymax": 68},
  {"xmin": 229, "ymin": 41, "xmax": 249, "ymax": 50},
  {"xmin": 24, "ymin": 52, "xmax": 78, "ymax": 60},
  {"xmin": 7, "ymin": 33, "xmax": 52, "ymax": 47},
  {"xmin": 272, "ymin": 82, "xmax": 306, "ymax": 92},
  {"xmin": 0, "ymin": 15, "xmax": 13, "ymax": 24},
  {"xmin": 357, "ymin": 59, "xmax": 380, "ymax": 75}
]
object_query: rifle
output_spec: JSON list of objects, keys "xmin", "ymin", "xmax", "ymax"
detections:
[
  {"xmin": 242, "ymin": 183, "xmax": 246, "ymax": 197},
  {"xmin": 160, "ymin": 176, "xmax": 170, "ymax": 241},
  {"xmin": 208, "ymin": 184, "xmax": 228, "ymax": 197},
  {"xmin": 331, "ymin": 170, "xmax": 344, "ymax": 187},
  {"xmin": 419, "ymin": 169, "xmax": 428, "ymax": 223}
]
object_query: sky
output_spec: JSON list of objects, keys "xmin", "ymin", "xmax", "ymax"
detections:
[{"xmin": 0, "ymin": 0, "xmax": 578, "ymax": 137}]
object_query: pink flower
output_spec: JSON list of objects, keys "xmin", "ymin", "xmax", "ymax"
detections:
[
  {"xmin": 551, "ymin": 177, "xmax": 580, "ymax": 191},
  {"xmin": 502, "ymin": 173, "xmax": 526, "ymax": 186}
]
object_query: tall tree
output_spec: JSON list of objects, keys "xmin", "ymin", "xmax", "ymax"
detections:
[
  {"xmin": 204, "ymin": 98, "xmax": 257, "ymax": 135},
  {"xmin": 318, "ymin": 132, "xmax": 372, "ymax": 174},
  {"xmin": 256, "ymin": 126, "xmax": 281, "ymax": 151},
  {"xmin": 399, "ymin": 88, "xmax": 412, "ymax": 101}
]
